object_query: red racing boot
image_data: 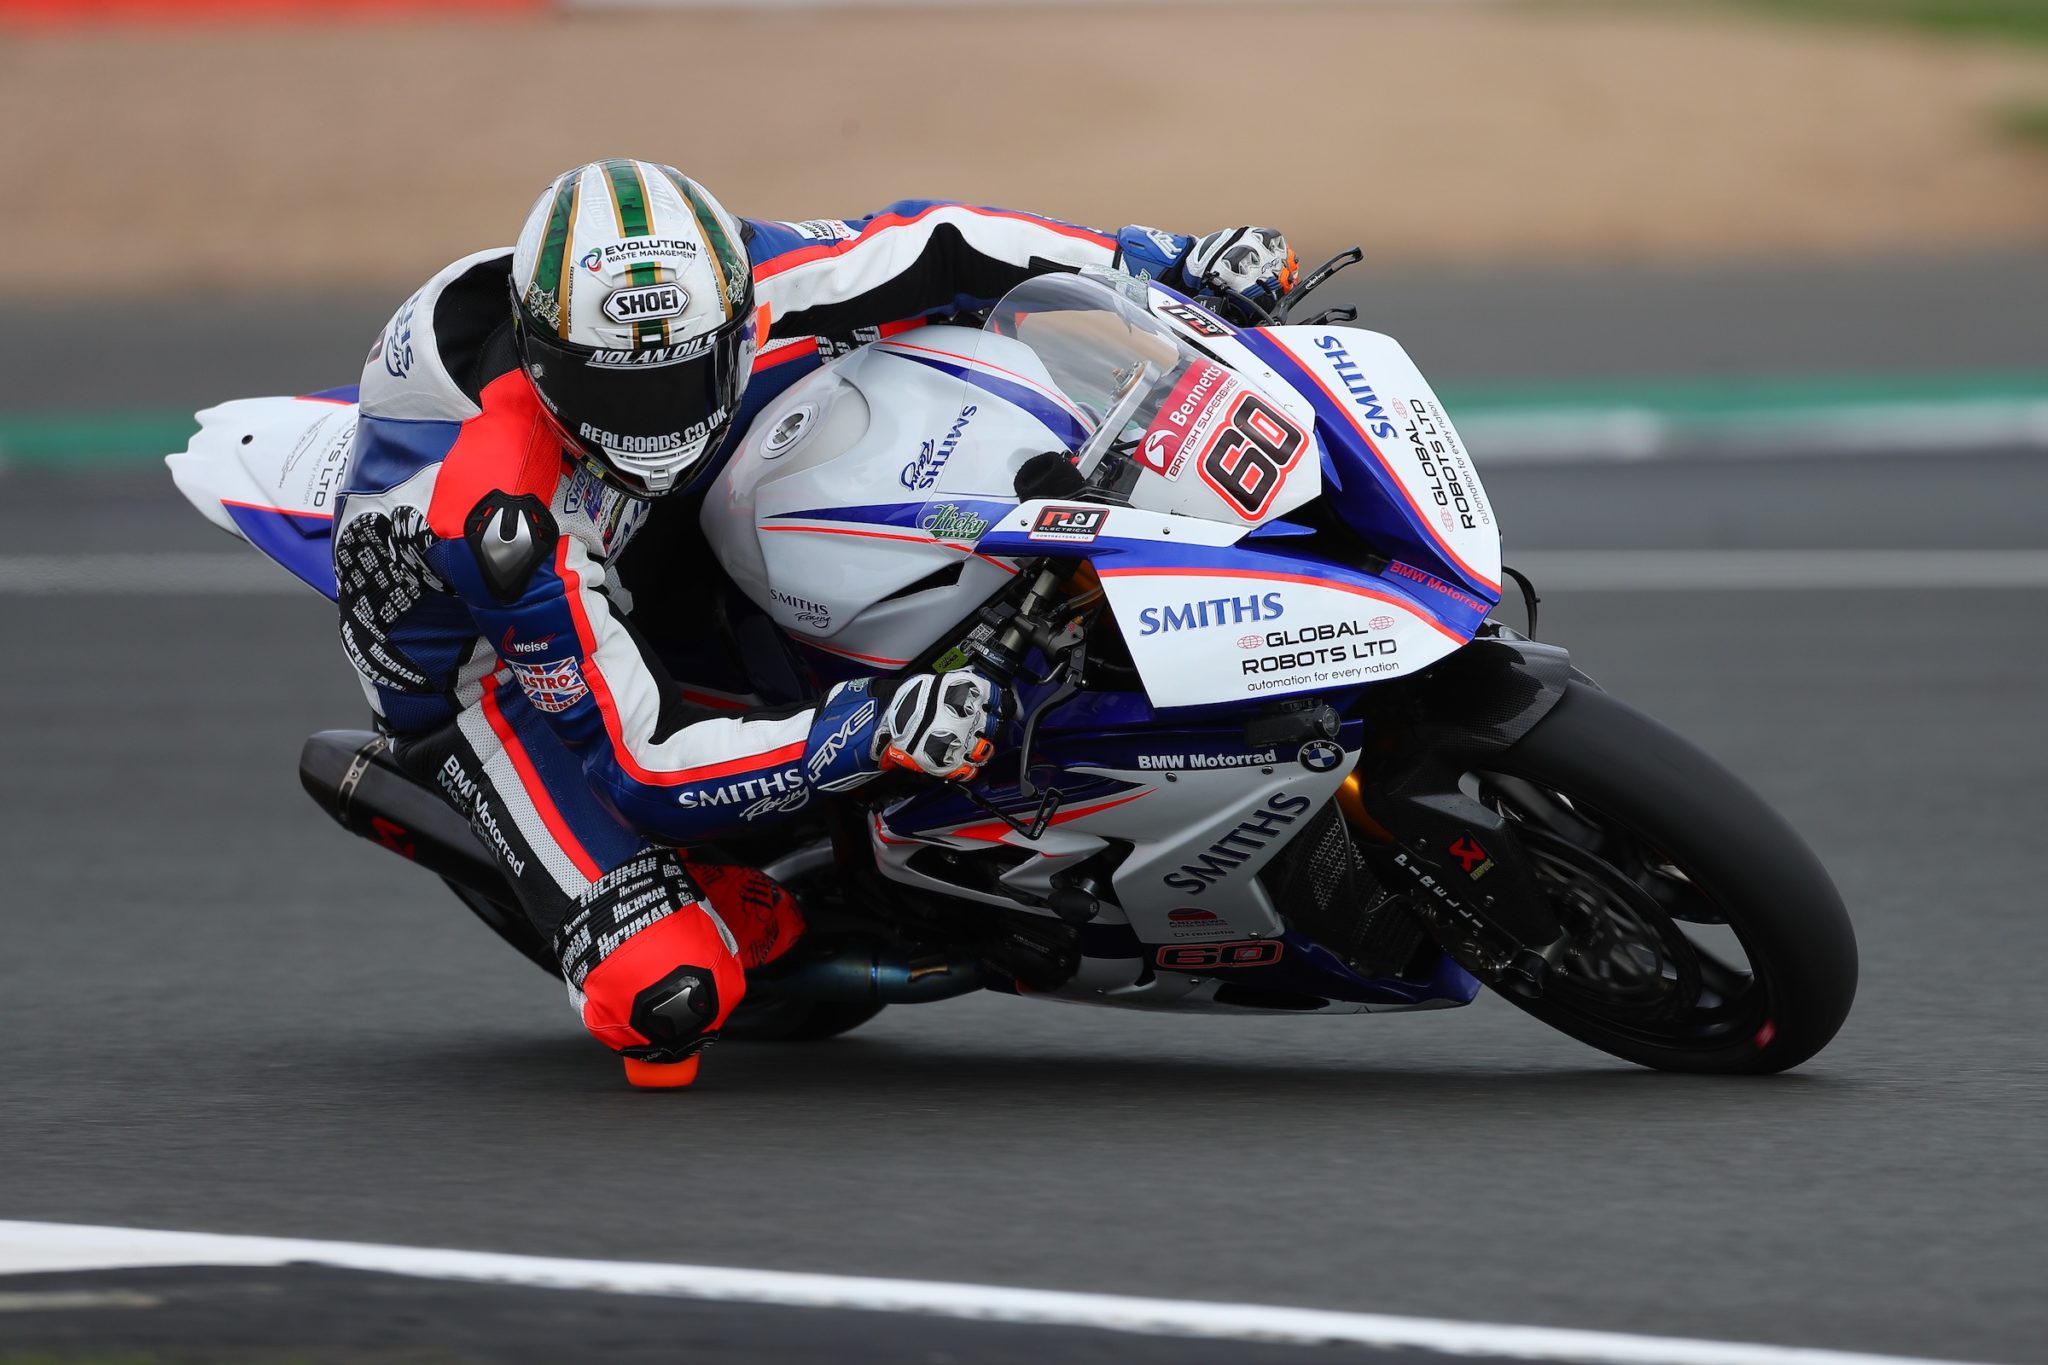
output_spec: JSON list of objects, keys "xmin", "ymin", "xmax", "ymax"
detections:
[{"xmin": 553, "ymin": 851, "xmax": 806, "ymax": 1089}]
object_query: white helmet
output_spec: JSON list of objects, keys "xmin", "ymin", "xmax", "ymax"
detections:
[{"xmin": 510, "ymin": 159, "xmax": 756, "ymax": 497}]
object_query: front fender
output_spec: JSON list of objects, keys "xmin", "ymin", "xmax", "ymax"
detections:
[
  {"xmin": 1400, "ymin": 635, "xmax": 1576, "ymax": 758},
  {"xmin": 1351, "ymin": 636, "xmax": 1579, "ymax": 992}
]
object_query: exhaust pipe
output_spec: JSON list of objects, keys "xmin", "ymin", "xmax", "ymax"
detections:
[
  {"xmin": 766, "ymin": 944, "xmax": 986, "ymax": 1004},
  {"xmin": 299, "ymin": 729, "xmax": 517, "ymax": 905}
]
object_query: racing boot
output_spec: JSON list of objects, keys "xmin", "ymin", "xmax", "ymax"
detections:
[
  {"xmin": 554, "ymin": 850, "xmax": 806, "ymax": 1089},
  {"xmin": 685, "ymin": 859, "xmax": 808, "ymax": 970}
]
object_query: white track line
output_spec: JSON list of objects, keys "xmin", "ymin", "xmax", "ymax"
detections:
[
  {"xmin": 1513, "ymin": 549, "xmax": 2048, "ymax": 591},
  {"xmin": 1462, "ymin": 399, "xmax": 2048, "ymax": 464},
  {"xmin": 3, "ymin": 550, "xmax": 2045, "ymax": 596},
  {"xmin": 0, "ymin": 1220, "xmax": 1983, "ymax": 1365},
  {"xmin": 0, "ymin": 552, "xmax": 304, "ymax": 595}
]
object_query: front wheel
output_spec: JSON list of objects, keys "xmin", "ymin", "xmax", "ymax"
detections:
[{"xmin": 1475, "ymin": 681, "xmax": 1857, "ymax": 1074}]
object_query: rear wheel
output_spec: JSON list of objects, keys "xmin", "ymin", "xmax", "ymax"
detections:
[{"xmin": 1475, "ymin": 681, "xmax": 1856, "ymax": 1074}]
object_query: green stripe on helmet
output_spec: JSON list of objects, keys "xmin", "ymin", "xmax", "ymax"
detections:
[
  {"xmin": 524, "ymin": 171, "xmax": 581, "ymax": 338},
  {"xmin": 604, "ymin": 159, "xmax": 652, "ymax": 239},
  {"xmin": 657, "ymin": 165, "xmax": 749, "ymax": 321},
  {"xmin": 627, "ymin": 260, "xmax": 665, "ymax": 346}
]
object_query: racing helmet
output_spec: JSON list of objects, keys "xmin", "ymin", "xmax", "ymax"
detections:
[{"xmin": 510, "ymin": 159, "xmax": 756, "ymax": 497}]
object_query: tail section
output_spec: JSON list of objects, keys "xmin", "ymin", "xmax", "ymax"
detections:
[{"xmin": 166, "ymin": 388, "xmax": 358, "ymax": 600}]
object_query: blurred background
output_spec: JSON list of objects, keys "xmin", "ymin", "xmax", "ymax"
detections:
[
  {"xmin": 2, "ymin": 2, "xmax": 2045, "ymax": 1363},
  {"xmin": 6, "ymin": 0, "xmax": 2048, "ymax": 462}
]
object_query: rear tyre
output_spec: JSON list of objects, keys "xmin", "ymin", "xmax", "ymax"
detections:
[{"xmin": 1479, "ymin": 681, "xmax": 1856, "ymax": 1074}]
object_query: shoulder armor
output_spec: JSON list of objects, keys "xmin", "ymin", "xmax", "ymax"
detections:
[{"xmin": 358, "ymin": 248, "xmax": 513, "ymax": 424}]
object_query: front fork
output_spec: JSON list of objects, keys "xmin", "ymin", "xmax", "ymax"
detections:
[{"xmin": 1341, "ymin": 637, "xmax": 1581, "ymax": 997}]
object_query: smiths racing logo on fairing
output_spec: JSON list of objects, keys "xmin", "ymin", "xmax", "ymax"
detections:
[
  {"xmin": 900, "ymin": 406, "xmax": 978, "ymax": 490},
  {"xmin": 1313, "ymin": 335, "xmax": 1398, "ymax": 440},
  {"xmin": 1161, "ymin": 791, "xmax": 1312, "ymax": 895},
  {"xmin": 1137, "ymin": 591, "xmax": 1283, "ymax": 636}
]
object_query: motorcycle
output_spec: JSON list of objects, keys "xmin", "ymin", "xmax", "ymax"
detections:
[{"xmin": 167, "ymin": 254, "xmax": 1857, "ymax": 1074}]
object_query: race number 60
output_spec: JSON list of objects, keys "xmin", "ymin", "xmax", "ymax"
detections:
[
  {"xmin": 1156, "ymin": 940, "xmax": 1286, "ymax": 970},
  {"xmin": 1199, "ymin": 392, "xmax": 1307, "ymax": 520}
]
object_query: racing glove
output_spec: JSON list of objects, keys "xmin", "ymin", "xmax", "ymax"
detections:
[
  {"xmin": 872, "ymin": 669, "xmax": 1001, "ymax": 781},
  {"xmin": 1182, "ymin": 227, "xmax": 1300, "ymax": 307}
]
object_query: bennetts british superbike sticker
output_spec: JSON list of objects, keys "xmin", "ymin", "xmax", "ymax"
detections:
[{"xmin": 1134, "ymin": 364, "xmax": 1310, "ymax": 521}]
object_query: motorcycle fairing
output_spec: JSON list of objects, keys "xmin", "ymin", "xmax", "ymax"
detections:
[
  {"xmin": 166, "ymin": 390, "xmax": 358, "ymax": 599},
  {"xmin": 1129, "ymin": 279, "xmax": 1501, "ymax": 614},
  {"xmin": 872, "ymin": 680, "xmax": 1373, "ymax": 945},
  {"xmin": 701, "ymin": 334, "xmax": 1060, "ymax": 669},
  {"xmin": 1081, "ymin": 537, "xmax": 1478, "ymax": 710},
  {"xmin": 1222, "ymin": 325, "xmax": 1504, "ymax": 608},
  {"xmin": 998, "ymin": 919, "xmax": 1478, "ymax": 1013}
]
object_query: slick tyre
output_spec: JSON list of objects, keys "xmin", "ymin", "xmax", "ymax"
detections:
[{"xmin": 1481, "ymin": 681, "xmax": 1857, "ymax": 1074}]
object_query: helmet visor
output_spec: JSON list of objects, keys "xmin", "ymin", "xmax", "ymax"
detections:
[{"xmin": 520, "ymin": 304, "xmax": 755, "ymax": 494}]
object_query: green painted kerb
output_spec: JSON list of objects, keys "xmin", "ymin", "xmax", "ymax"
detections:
[
  {"xmin": 1435, "ymin": 371, "xmax": 2048, "ymax": 419},
  {"xmin": 0, "ymin": 413, "xmax": 202, "ymax": 468},
  {"xmin": 3, "ymin": 371, "xmax": 2045, "ymax": 470}
]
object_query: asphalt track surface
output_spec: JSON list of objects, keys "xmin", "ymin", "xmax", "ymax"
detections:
[
  {"xmin": 3, "ymin": 440, "xmax": 2046, "ymax": 1364},
  {"xmin": 4, "ymin": 255, "xmax": 2046, "ymax": 1362}
]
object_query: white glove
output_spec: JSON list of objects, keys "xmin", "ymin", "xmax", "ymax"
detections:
[
  {"xmin": 872, "ymin": 669, "xmax": 1001, "ymax": 781},
  {"xmin": 1183, "ymin": 227, "xmax": 1299, "ymax": 303}
]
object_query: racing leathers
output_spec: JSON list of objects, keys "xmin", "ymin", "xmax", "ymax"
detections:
[{"xmin": 336, "ymin": 201, "xmax": 1206, "ymax": 1070}]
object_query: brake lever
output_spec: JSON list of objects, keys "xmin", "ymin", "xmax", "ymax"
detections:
[
  {"xmin": 1298, "ymin": 305, "xmax": 1359, "ymax": 328},
  {"xmin": 1274, "ymin": 247, "xmax": 1364, "ymax": 323}
]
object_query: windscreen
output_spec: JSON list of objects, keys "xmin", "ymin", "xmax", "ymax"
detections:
[{"xmin": 945, "ymin": 272, "xmax": 1317, "ymax": 528}]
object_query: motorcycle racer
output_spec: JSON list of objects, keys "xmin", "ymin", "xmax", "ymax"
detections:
[{"xmin": 336, "ymin": 157, "xmax": 1298, "ymax": 1086}]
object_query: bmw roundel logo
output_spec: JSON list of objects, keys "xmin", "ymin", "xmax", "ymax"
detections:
[{"xmin": 1298, "ymin": 739, "xmax": 1345, "ymax": 773}]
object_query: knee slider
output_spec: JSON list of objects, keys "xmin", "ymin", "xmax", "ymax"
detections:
[{"xmin": 552, "ymin": 850, "xmax": 747, "ymax": 1061}]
